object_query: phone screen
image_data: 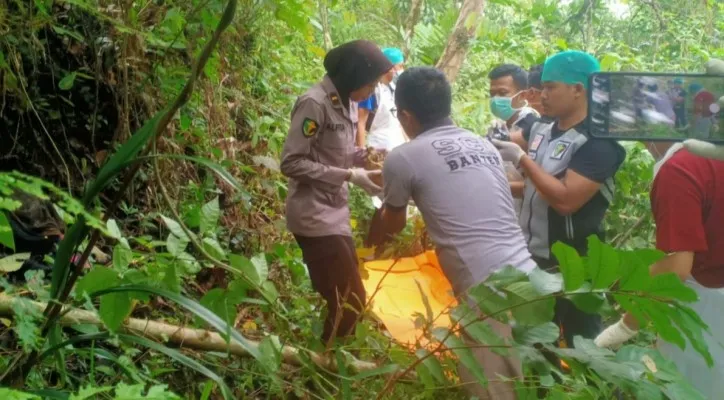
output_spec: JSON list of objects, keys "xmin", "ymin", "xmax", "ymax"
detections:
[{"xmin": 588, "ymin": 72, "xmax": 724, "ymax": 142}]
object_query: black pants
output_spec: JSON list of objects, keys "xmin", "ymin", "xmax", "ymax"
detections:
[
  {"xmin": 294, "ymin": 234, "xmax": 366, "ymax": 342},
  {"xmin": 533, "ymin": 256, "xmax": 602, "ymax": 346}
]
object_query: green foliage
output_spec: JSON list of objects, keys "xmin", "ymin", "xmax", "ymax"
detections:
[{"xmin": 1, "ymin": 0, "xmax": 722, "ymax": 398}]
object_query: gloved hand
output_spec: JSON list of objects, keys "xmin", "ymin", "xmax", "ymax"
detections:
[
  {"xmin": 491, "ymin": 139, "xmax": 526, "ymax": 167},
  {"xmin": 348, "ymin": 168, "xmax": 382, "ymax": 196},
  {"xmin": 683, "ymin": 58, "xmax": 724, "ymax": 160},
  {"xmin": 594, "ymin": 318, "xmax": 638, "ymax": 348}
]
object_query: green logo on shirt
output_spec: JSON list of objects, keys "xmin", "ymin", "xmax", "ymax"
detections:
[
  {"xmin": 302, "ymin": 118, "xmax": 319, "ymax": 137},
  {"xmin": 550, "ymin": 141, "xmax": 571, "ymax": 160}
]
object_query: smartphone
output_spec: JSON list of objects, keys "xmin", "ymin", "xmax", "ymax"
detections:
[{"xmin": 588, "ymin": 72, "xmax": 724, "ymax": 142}]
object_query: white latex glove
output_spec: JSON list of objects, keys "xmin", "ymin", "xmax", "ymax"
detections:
[
  {"xmin": 348, "ymin": 168, "xmax": 382, "ymax": 196},
  {"xmin": 594, "ymin": 318, "xmax": 638, "ymax": 348},
  {"xmin": 491, "ymin": 139, "xmax": 526, "ymax": 167},
  {"xmin": 684, "ymin": 58, "xmax": 724, "ymax": 160}
]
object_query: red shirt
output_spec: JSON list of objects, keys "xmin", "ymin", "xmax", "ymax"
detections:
[
  {"xmin": 694, "ymin": 90, "xmax": 716, "ymax": 117},
  {"xmin": 651, "ymin": 149, "xmax": 724, "ymax": 288}
]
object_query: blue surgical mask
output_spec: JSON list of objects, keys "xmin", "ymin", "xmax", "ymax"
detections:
[{"xmin": 490, "ymin": 92, "xmax": 526, "ymax": 121}]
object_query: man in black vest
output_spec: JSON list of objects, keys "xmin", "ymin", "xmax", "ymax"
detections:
[{"xmin": 492, "ymin": 50, "xmax": 626, "ymax": 348}]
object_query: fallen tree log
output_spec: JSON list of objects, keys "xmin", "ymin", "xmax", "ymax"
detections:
[{"xmin": 0, "ymin": 294, "xmax": 415, "ymax": 379}]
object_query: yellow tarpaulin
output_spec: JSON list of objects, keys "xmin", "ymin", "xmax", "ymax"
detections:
[{"xmin": 361, "ymin": 251, "xmax": 457, "ymax": 345}]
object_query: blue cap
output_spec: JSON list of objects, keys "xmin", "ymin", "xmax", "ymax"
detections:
[
  {"xmin": 673, "ymin": 78, "xmax": 684, "ymax": 84},
  {"xmin": 382, "ymin": 48, "xmax": 404, "ymax": 65},
  {"xmin": 541, "ymin": 50, "xmax": 600, "ymax": 89}
]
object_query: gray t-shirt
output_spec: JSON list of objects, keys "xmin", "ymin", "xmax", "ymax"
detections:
[{"xmin": 383, "ymin": 123, "xmax": 537, "ymax": 295}]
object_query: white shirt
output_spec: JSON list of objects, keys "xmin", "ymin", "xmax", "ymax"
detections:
[{"xmin": 367, "ymin": 83, "xmax": 407, "ymax": 151}]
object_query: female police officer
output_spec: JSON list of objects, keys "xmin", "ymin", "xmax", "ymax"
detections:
[{"xmin": 280, "ymin": 40, "xmax": 392, "ymax": 343}]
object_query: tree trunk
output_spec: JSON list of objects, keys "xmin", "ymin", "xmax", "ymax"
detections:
[
  {"xmin": 0, "ymin": 294, "xmax": 415, "ymax": 378},
  {"xmin": 320, "ymin": 0, "xmax": 334, "ymax": 51},
  {"xmin": 402, "ymin": 0, "xmax": 424, "ymax": 57},
  {"xmin": 435, "ymin": 0, "xmax": 486, "ymax": 83}
]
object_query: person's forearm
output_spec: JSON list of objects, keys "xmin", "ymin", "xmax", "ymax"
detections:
[
  {"xmin": 519, "ymin": 155, "xmax": 568, "ymax": 206},
  {"xmin": 280, "ymin": 156, "xmax": 351, "ymax": 189},
  {"xmin": 376, "ymin": 207, "xmax": 406, "ymax": 247},
  {"xmin": 620, "ymin": 252, "xmax": 694, "ymax": 330},
  {"xmin": 510, "ymin": 181, "xmax": 524, "ymax": 198},
  {"xmin": 357, "ymin": 126, "xmax": 367, "ymax": 148},
  {"xmin": 357, "ymin": 111, "xmax": 369, "ymax": 147}
]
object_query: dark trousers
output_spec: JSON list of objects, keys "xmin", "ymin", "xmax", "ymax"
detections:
[
  {"xmin": 294, "ymin": 234, "xmax": 366, "ymax": 342},
  {"xmin": 533, "ymin": 256, "xmax": 602, "ymax": 346}
]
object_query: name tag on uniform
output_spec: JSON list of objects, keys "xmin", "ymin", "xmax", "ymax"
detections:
[
  {"xmin": 529, "ymin": 133, "xmax": 544, "ymax": 153},
  {"xmin": 325, "ymin": 123, "xmax": 345, "ymax": 131}
]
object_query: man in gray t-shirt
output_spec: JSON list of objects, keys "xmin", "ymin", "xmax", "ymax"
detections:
[
  {"xmin": 374, "ymin": 70, "xmax": 536, "ymax": 296},
  {"xmin": 371, "ymin": 66, "xmax": 534, "ymax": 400}
]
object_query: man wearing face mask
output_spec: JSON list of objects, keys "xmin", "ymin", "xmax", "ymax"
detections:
[
  {"xmin": 492, "ymin": 50, "xmax": 626, "ymax": 349},
  {"xmin": 487, "ymin": 64, "xmax": 540, "ymax": 148},
  {"xmin": 594, "ymin": 59, "xmax": 724, "ymax": 399},
  {"xmin": 487, "ymin": 64, "xmax": 540, "ymax": 212}
]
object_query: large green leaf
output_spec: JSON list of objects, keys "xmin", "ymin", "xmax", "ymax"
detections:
[
  {"xmin": 668, "ymin": 304, "xmax": 713, "ymax": 367},
  {"xmin": 504, "ymin": 281, "xmax": 555, "ymax": 325},
  {"xmin": 202, "ymin": 237, "xmax": 226, "ymax": 261},
  {"xmin": 0, "ymin": 253, "xmax": 31, "ymax": 272},
  {"xmin": 485, "ymin": 265, "xmax": 528, "ymax": 287},
  {"xmin": 569, "ymin": 283, "xmax": 605, "ymax": 313},
  {"xmin": 647, "ymin": 273, "xmax": 698, "ymax": 302},
  {"xmin": 161, "ymin": 215, "xmax": 190, "ymax": 241},
  {"xmin": 229, "ymin": 253, "xmax": 267, "ymax": 286},
  {"xmin": 198, "ymin": 288, "xmax": 238, "ymax": 327},
  {"xmin": 551, "ymin": 242, "xmax": 584, "ymax": 291},
  {"xmin": 200, "ymin": 197, "xmax": 221, "ymax": 234},
  {"xmin": 68, "ymin": 386, "xmax": 112, "ymax": 400},
  {"xmin": 90, "ymin": 285, "xmax": 262, "ymax": 361},
  {"xmin": 75, "ymin": 267, "xmax": 120, "ymax": 298},
  {"xmin": 528, "ymin": 268, "xmax": 563, "ymax": 295},
  {"xmin": 450, "ymin": 303, "xmax": 508, "ymax": 355},
  {"xmin": 619, "ymin": 249, "xmax": 664, "ymax": 291},
  {"xmin": 0, "ymin": 388, "xmax": 41, "ymax": 399},
  {"xmin": 0, "ymin": 212, "xmax": 15, "ymax": 251},
  {"xmin": 512, "ymin": 322, "xmax": 559, "ymax": 345},
  {"xmin": 432, "ymin": 327, "xmax": 487, "ymax": 387},
  {"xmin": 466, "ymin": 284, "xmax": 512, "ymax": 323},
  {"xmin": 586, "ymin": 235, "xmax": 619, "ymax": 289},
  {"xmin": 259, "ymin": 335, "xmax": 283, "ymax": 372},
  {"xmin": 100, "ymin": 291, "xmax": 133, "ymax": 331},
  {"xmin": 119, "ymin": 334, "xmax": 234, "ymax": 400}
]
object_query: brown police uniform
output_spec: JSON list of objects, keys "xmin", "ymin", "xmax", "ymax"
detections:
[{"xmin": 280, "ymin": 75, "xmax": 366, "ymax": 341}]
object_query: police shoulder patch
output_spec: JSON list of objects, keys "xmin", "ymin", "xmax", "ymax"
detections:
[{"xmin": 302, "ymin": 118, "xmax": 320, "ymax": 137}]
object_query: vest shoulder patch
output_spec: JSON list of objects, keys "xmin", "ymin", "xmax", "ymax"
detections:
[{"xmin": 550, "ymin": 141, "xmax": 572, "ymax": 160}]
